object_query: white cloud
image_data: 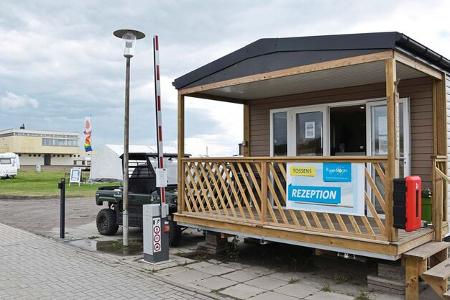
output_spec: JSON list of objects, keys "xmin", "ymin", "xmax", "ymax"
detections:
[{"xmin": 0, "ymin": 92, "xmax": 39, "ymax": 109}]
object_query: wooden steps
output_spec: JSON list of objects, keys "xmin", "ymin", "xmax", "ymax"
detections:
[
  {"xmin": 422, "ymin": 257, "xmax": 450, "ymax": 296},
  {"xmin": 423, "ymin": 257, "xmax": 450, "ymax": 280},
  {"xmin": 404, "ymin": 241, "xmax": 449, "ymax": 259},
  {"xmin": 403, "ymin": 241, "xmax": 450, "ymax": 299}
]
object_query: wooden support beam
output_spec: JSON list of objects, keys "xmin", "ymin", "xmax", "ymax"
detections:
[
  {"xmin": 432, "ymin": 79, "xmax": 447, "ymax": 156},
  {"xmin": 189, "ymin": 92, "xmax": 245, "ymax": 104},
  {"xmin": 436, "ymin": 79, "xmax": 448, "ymax": 225},
  {"xmin": 404, "ymin": 256, "xmax": 427, "ymax": 300},
  {"xmin": 178, "ymin": 94, "xmax": 185, "ymax": 213},
  {"xmin": 243, "ymin": 104, "xmax": 250, "ymax": 157},
  {"xmin": 394, "ymin": 51, "xmax": 443, "ymax": 80},
  {"xmin": 179, "ymin": 51, "xmax": 394, "ymax": 96},
  {"xmin": 432, "ymin": 76, "xmax": 447, "ymax": 240},
  {"xmin": 385, "ymin": 58, "xmax": 399, "ymax": 242}
]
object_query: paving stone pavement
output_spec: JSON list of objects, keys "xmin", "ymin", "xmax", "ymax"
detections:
[{"xmin": 0, "ymin": 223, "xmax": 216, "ymax": 300}]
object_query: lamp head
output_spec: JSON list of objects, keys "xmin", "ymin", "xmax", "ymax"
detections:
[{"xmin": 113, "ymin": 29, "xmax": 145, "ymax": 58}]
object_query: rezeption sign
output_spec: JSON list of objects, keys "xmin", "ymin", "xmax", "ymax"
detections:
[{"xmin": 286, "ymin": 162, "xmax": 365, "ymax": 216}]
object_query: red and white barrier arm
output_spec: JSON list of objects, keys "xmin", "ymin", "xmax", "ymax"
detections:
[{"xmin": 153, "ymin": 35, "xmax": 166, "ymax": 204}]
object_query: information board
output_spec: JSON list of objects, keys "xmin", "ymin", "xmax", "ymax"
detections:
[
  {"xmin": 286, "ymin": 162, "xmax": 365, "ymax": 216},
  {"xmin": 69, "ymin": 168, "xmax": 82, "ymax": 186}
]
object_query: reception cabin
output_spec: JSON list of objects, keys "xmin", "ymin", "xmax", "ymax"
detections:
[{"xmin": 173, "ymin": 32, "xmax": 450, "ymax": 298}]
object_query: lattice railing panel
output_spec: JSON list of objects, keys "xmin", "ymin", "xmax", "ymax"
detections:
[{"xmin": 182, "ymin": 157, "xmax": 389, "ymax": 241}]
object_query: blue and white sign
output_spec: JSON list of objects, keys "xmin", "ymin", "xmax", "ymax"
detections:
[
  {"xmin": 286, "ymin": 162, "xmax": 364, "ymax": 216},
  {"xmin": 323, "ymin": 162, "xmax": 351, "ymax": 182}
]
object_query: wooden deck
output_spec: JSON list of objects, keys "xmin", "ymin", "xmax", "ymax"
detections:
[
  {"xmin": 175, "ymin": 210, "xmax": 435, "ymax": 260},
  {"xmin": 175, "ymin": 156, "xmax": 448, "ymax": 260}
]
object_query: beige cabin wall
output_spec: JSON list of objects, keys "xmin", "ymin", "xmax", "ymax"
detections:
[{"xmin": 248, "ymin": 77, "xmax": 434, "ymax": 187}]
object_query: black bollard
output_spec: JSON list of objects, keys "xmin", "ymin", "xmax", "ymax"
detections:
[{"xmin": 58, "ymin": 178, "xmax": 66, "ymax": 239}]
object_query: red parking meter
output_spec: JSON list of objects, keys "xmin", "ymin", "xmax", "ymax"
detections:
[{"xmin": 393, "ymin": 176, "xmax": 422, "ymax": 232}]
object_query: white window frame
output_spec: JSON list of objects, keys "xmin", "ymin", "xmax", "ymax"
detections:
[
  {"xmin": 366, "ymin": 97, "xmax": 410, "ymax": 176},
  {"xmin": 269, "ymin": 96, "xmax": 410, "ymax": 165},
  {"xmin": 270, "ymin": 97, "xmax": 384, "ymax": 157}
]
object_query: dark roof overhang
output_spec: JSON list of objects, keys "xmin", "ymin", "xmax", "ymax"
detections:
[{"xmin": 173, "ymin": 32, "xmax": 450, "ymax": 91}]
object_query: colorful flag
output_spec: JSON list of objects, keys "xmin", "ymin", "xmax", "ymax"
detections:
[{"xmin": 83, "ymin": 117, "xmax": 93, "ymax": 152}]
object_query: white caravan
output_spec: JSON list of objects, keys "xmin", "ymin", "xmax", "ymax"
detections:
[{"xmin": 0, "ymin": 152, "xmax": 19, "ymax": 178}]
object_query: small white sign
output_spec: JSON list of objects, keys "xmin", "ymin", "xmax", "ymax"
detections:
[
  {"xmin": 155, "ymin": 168, "xmax": 168, "ymax": 188},
  {"xmin": 69, "ymin": 168, "xmax": 82, "ymax": 186},
  {"xmin": 304, "ymin": 122, "xmax": 315, "ymax": 139}
]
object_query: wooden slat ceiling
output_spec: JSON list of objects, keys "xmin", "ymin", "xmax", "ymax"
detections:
[{"xmin": 198, "ymin": 61, "xmax": 426, "ymax": 101}]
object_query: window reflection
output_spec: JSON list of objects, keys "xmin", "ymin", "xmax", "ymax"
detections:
[
  {"xmin": 273, "ymin": 112, "xmax": 287, "ymax": 156},
  {"xmin": 296, "ymin": 111, "xmax": 323, "ymax": 156}
]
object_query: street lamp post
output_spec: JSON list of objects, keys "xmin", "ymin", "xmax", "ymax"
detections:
[{"xmin": 113, "ymin": 29, "xmax": 145, "ymax": 247}]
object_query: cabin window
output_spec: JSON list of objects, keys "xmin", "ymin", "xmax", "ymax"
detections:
[
  {"xmin": 330, "ymin": 105, "xmax": 366, "ymax": 156},
  {"xmin": 272, "ymin": 112, "xmax": 287, "ymax": 156},
  {"xmin": 269, "ymin": 98, "xmax": 410, "ymax": 177}
]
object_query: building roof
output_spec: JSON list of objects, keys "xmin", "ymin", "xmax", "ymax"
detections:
[
  {"xmin": 0, "ymin": 128, "xmax": 79, "ymax": 138},
  {"xmin": 173, "ymin": 32, "xmax": 450, "ymax": 90}
]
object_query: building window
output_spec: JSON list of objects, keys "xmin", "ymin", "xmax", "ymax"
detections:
[
  {"xmin": 272, "ymin": 111, "xmax": 288, "ymax": 156},
  {"xmin": 42, "ymin": 138, "xmax": 79, "ymax": 147}
]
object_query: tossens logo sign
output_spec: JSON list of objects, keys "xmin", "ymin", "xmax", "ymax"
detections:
[
  {"xmin": 289, "ymin": 166, "xmax": 316, "ymax": 177},
  {"xmin": 286, "ymin": 162, "xmax": 364, "ymax": 216}
]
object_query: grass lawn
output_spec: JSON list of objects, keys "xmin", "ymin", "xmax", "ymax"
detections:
[{"xmin": 0, "ymin": 169, "xmax": 119, "ymax": 198}]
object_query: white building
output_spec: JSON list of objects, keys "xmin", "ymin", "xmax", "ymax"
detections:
[{"xmin": 0, "ymin": 128, "xmax": 85, "ymax": 166}]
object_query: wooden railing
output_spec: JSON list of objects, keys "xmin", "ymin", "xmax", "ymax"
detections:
[
  {"xmin": 179, "ymin": 156, "xmax": 390, "ymax": 242},
  {"xmin": 433, "ymin": 156, "xmax": 448, "ymax": 240}
]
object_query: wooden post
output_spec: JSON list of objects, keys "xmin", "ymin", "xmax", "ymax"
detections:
[
  {"xmin": 385, "ymin": 58, "xmax": 399, "ymax": 242},
  {"xmin": 437, "ymin": 78, "xmax": 447, "ymax": 226},
  {"xmin": 178, "ymin": 94, "xmax": 185, "ymax": 213},
  {"xmin": 243, "ymin": 103, "xmax": 250, "ymax": 157},
  {"xmin": 404, "ymin": 256, "xmax": 427, "ymax": 300},
  {"xmin": 432, "ymin": 77, "xmax": 447, "ymax": 240},
  {"xmin": 260, "ymin": 161, "xmax": 268, "ymax": 224}
]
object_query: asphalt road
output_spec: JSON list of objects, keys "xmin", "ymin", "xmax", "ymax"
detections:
[{"xmin": 0, "ymin": 197, "xmax": 100, "ymax": 237}]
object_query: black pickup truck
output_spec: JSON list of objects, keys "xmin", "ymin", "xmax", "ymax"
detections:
[{"xmin": 95, "ymin": 153, "xmax": 182, "ymax": 246}]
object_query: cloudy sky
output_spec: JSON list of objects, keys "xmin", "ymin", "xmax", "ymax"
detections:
[{"xmin": 0, "ymin": 0, "xmax": 449, "ymax": 156}]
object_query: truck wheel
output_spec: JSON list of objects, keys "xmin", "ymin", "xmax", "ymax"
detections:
[
  {"xmin": 96, "ymin": 208, "xmax": 119, "ymax": 235},
  {"xmin": 169, "ymin": 221, "xmax": 182, "ymax": 247}
]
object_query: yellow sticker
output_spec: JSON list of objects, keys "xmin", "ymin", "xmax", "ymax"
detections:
[{"xmin": 290, "ymin": 166, "xmax": 316, "ymax": 177}]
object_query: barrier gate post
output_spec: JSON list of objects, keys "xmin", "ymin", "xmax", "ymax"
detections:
[
  {"xmin": 143, "ymin": 203, "xmax": 169, "ymax": 262},
  {"xmin": 143, "ymin": 34, "xmax": 170, "ymax": 263}
]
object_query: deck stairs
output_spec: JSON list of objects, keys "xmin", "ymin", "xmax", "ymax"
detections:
[{"xmin": 404, "ymin": 241, "xmax": 450, "ymax": 299}]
